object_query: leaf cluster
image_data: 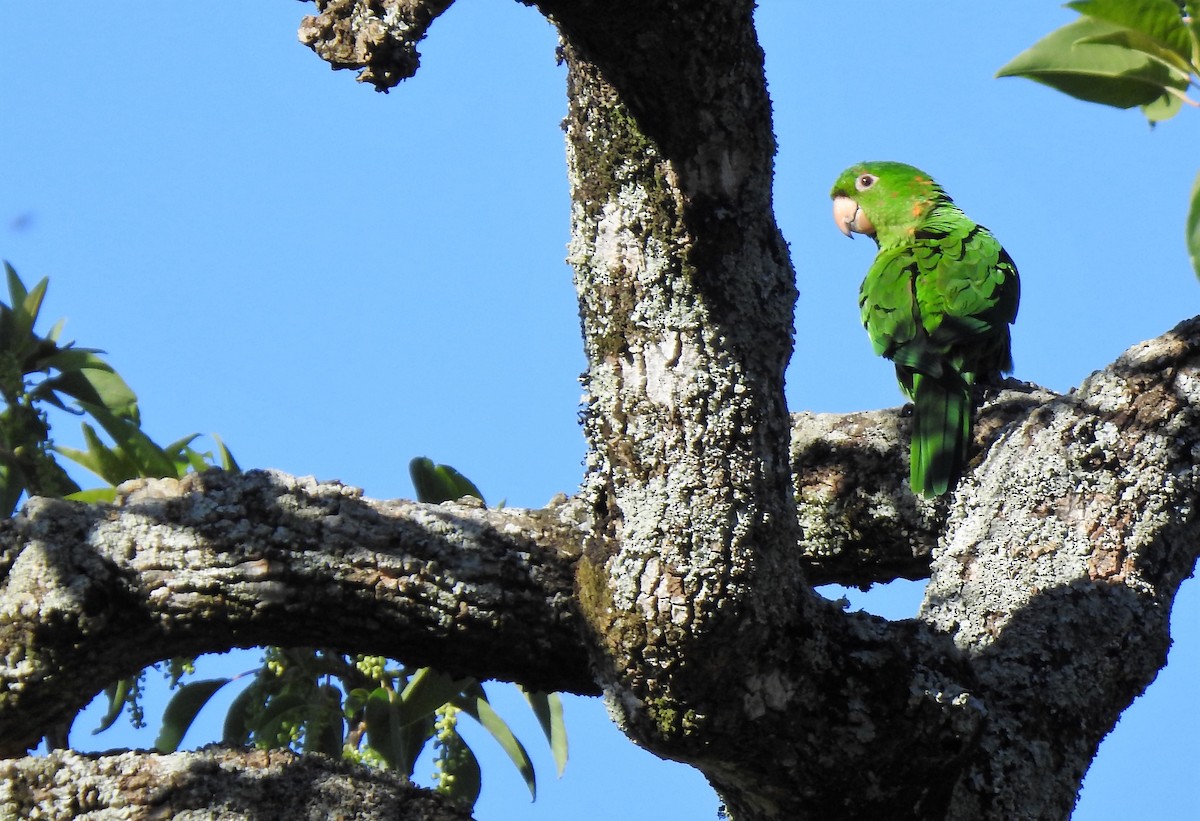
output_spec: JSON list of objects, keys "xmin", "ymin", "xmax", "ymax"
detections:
[
  {"xmin": 152, "ymin": 648, "xmax": 565, "ymax": 807},
  {"xmin": 997, "ymin": 1, "xmax": 1200, "ymax": 277},
  {"xmin": 999, "ymin": 0, "xmax": 1198, "ymax": 119},
  {"xmin": 0, "ymin": 262, "xmax": 238, "ymax": 516},
  {"xmin": 0, "ymin": 263, "xmax": 568, "ymax": 808}
]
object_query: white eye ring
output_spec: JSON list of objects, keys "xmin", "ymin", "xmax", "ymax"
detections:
[{"xmin": 855, "ymin": 174, "xmax": 878, "ymax": 192}]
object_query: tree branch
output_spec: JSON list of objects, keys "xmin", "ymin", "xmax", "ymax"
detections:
[
  {"xmin": 923, "ymin": 315, "xmax": 1200, "ymax": 817},
  {"xmin": 792, "ymin": 383, "xmax": 1058, "ymax": 587},
  {"xmin": 0, "ymin": 469, "xmax": 596, "ymax": 756},
  {"xmin": 298, "ymin": 0, "xmax": 456, "ymax": 90},
  {"xmin": 0, "ymin": 747, "xmax": 472, "ymax": 820},
  {"xmin": 707, "ymin": 318, "xmax": 1200, "ymax": 818},
  {"xmin": 3, "ymin": 318, "xmax": 1196, "ymax": 817}
]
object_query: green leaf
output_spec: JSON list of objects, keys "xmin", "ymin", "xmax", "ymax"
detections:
[
  {"xmin": 998, "ymin": 16, "xmax": 1185, "ymax": 108},
  {"xmin": 305, "ymin": 684, "xmax": 346, "ymax": 757},
  {"xmin": 76, "ymin": 401, "xmax": 179, "ymax": 478},
  {"xmin": 1188, "ymin": 169, "xmax": 1200, "ymax": 281},
  {"xmin": 43, "ymin": 368, "xmax": 139, "ymax": 420},
  {"xmin": 1, "ymin": 264, "xmax": 39, "ymax": 349},
  {"xmin": 155, "ymin": 677, "xmax": 232, "ymax": 753},
  {"xmin": 1188, "ymin": 3, "xmax": 1200, "ymax": 62},
  {"xmin": 77, "ymin": 420, "xmax": 139, "ymax": 481},
  {"xmin": 524, "ymin": 690, "xmax": 568, "ymax": 777},
  {"xmin": 0, "ymin": 464, "xmax": 26, "ymax": 520},
  {"xmin": 5, "ymin": 262, "xmax": 29, "ymax": 309},
  {"xmin": 250, "ymin": 692, "xmax": 309, "ymax": 748},
  {"xmin": 344, "ymin": 687, "xmax": 373, "ymax": 718},
  {"xmin": 38, "ymin": 346, "xmax": 110, "ymax": 371},
  {"xmin": 307, "ymin": 710, "xmax": 345, "ymax": 757},
  {"xmin": 14, "ymin": 277, "xmax": 49, "ymax": 343},
  {"xmin": 1068, "ymin": 0, "xmax": 1195, "ymax": 61},
  {"xmin": 222, "ymin": 681, "xmax": 260, "ymax": 746},
  {"xmin": 92, "ymin": 677, "xmax": 134, "ymax": 735},
  {"xmin": 46, "ymin": 317, "xmax": 65, "ymax": 344},
  {"xmin": 458, "ymin": 679, "xmax": 489, "ymax": 703},
  {"xmin": 364, "ymin": 688, "xmax": 407, "ymax": 771},
  {"xmin": 178, "ymin": 446, "xmax": 209, "ymax": 475},
  {"xmin": 409, "ymin": 457, "xmax": 485, "ymax": 505},
  {"xmin": 1141, "ymin": 88, "xmax": 1185, "ymax": 120},
  {"xmin": 454, "ymin": 691, "xmax": 537, "ymax": 800},
  {"xmin": 54, "ymin": 423, "xmax": 139, "ymax": 485},
  {"xmin": 441, "ymin": 738, "xmax": 483, "ymax": 806},
  {"xmin": 1079, "ymin": 27, "xmax": 1196, "ymax": 79},
  {"xmin": 64, "ymin": 487, "xmax": 118, "ymax": 504},
  {"xmin": 161, "ymin": 433, "xmax": 202, "ymax": 456},
  {"xmin": 401, "ymin": 667, "xmax": 474, "ymax": 721},
  {"xmin": 212, "ymin": 434, "xmax": 240, "ymax": 472}
]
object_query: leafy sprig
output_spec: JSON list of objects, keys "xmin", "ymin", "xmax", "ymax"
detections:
[
  {"xmin": 998, "ymin": 1, "xmax": 1200, "ymax": 278},
  {"xmin": 1, "ymin": 263, "xmax": 567, "ymax": 809}
]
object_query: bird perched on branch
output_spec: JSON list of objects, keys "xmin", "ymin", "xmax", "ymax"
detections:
[{"xmin": 831, "ymin": 161, "xmax": 1020, "ymax": 497}]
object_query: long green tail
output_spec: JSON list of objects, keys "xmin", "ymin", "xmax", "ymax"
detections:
[{"xmin": 909, "ymin": 373, "xmax": 971, "ymax": 497}]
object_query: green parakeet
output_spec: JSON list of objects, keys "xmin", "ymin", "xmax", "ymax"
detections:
[{"xmin": 830, "ymin": 161, "xmax": 1019, "ymax": 497}]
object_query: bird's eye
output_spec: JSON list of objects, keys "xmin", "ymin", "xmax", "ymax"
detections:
[{"xmin": 856, "ymin": 174, "xmax": 877, "ymax": 191}]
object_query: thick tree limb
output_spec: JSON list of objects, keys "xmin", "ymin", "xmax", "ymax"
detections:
[
  {"xmin": 673, "ymin": 319, "xmax": 1200, "ymax": 819},
  {"xmin": 298, "ymin": 0, "xmax": 455, "ymax": 89},
  {"xmin": 0, "ymin": 469, "xmax": 597, "ymax": 756},
  {"xmin": 922, "ymin": 317, "xmax": 1200, "ymax": 818},
  {"xmin": 0, "ymin": 747, "xmax": 471, "ymax": 820},
  {"xmin": 526, "ymin": 2, "xmax": 1200, "ymax": 816},
  {"xmin": 550, "ymin": 4, "xmax": 810, "ymax": 772},
  {"xmin": 792, "ymin": 382, "xmax": 1058, "ymax": 587}
]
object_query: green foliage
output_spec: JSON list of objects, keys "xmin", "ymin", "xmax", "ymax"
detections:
[
  {"xmin": 91, "ymin": 675, "xmax": 145, "ymax": 736},
  {"xmin": 1189, "ymin": 171, "xmax": 1200, "ymax": 275},
  {"xmin": 0, "ymin": 261, "xmax": 237, "ymax": 514},
  {"xmin": 433, "ymin": 704, "xmax": 482, "ymax": 805},
  {"xmin": 155, "ymin": 646, "xmax": 567, "ymax": 807},
  {"xmin": 409, "ymin": 456, "xmax": 485, "ymax": 504},
  {"xmin": 0, "ymin": 263, "xmax": 124, "ymax": 514},
  {"xmin": 0, "ymin": 263, "xmax": 568, "ymax": 807},
  {"xmin": 998, "ymin": 2, "xmax": 1200, "ymax": 279},
  {"xmin": 525, "ymin": 688, "xmax": 569, "ymax": 778},
  {"xmin": 998, "ymin": 1, "xmax": 1197, "ymax": 118},
  {"xmin": 454, "ymin": 683, "xmax": 538, "ymax": 798},
  {"xmin": 155, "ymin": 678, "xmax": 232, "ymax": 753}
]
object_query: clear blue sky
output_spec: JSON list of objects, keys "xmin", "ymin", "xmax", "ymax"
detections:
[{"xmin": 2, "ymin": 2, "xmax": 1196, "ymax": 818}]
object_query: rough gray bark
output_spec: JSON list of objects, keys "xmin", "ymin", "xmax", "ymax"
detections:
[
  {"xmin": 1, "ymin": 1, "xmax": 1198, "ymax": 820},
  {"xmin": 0, "ymin": 747, "xmax": 471, "ymax": 820},
  {"xmin": 792, "ymin": 382, "xmax": 1058, "ymax": 587}
]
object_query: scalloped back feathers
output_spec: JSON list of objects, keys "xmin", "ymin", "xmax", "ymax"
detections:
[{"xmin": 831, "ymin": 161, "xmax": 1020, "ymax": 497}]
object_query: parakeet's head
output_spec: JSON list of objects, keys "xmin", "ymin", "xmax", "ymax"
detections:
[{"xmin": 830, "ymin": 161, "xmax": 951, "ymax": 245}]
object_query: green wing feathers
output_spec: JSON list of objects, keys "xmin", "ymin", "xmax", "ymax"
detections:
[
  {"xmin": 833, "ymin": 161, "xmax": 1019, "ymax": 498},
  {"xmin": 909, "ymin": 372, "xmax": 971, "ymax": 498},
  {"xmin": 895, "ymin": 220, "xmax": 1016, "ymax": 497}
]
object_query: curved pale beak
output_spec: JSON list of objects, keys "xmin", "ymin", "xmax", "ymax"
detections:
[{"xmin": 832, "ymin": 195, "xmax": 874, "ymax": 238}]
